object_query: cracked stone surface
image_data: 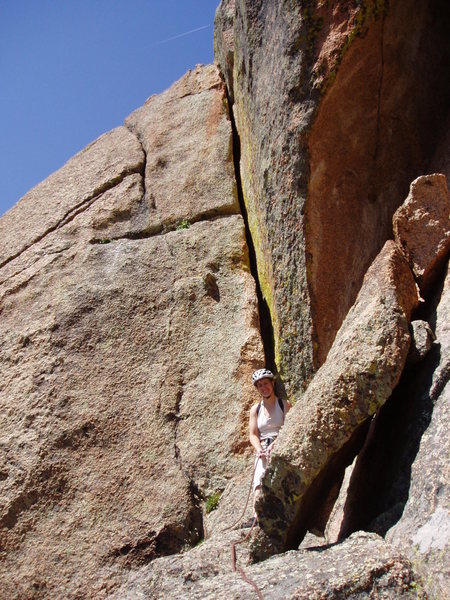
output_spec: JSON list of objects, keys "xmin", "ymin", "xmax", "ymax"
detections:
[
  {"xmin": 252, "ymin": 241, "xmax": 418, "ymax": 558},
  {"xmin": 0, "ymin": 126, "xmax": 145, "ymax": 269},
  {"xmin": 0, "ymin": 65, "xmax": 264, "ymax": 599},
  {"xmin": 393, "ymin": 174, "xmax": 450, "ymax": 295},
  {"xmin": 109, "ymin": 531, "xmax": 424, "ymax": 599},
  {"xmin": 215, "ymin": 0, "xmax": 450, "ymax": 394},
  {"xmin": 125, "ymin": 64, "xmax": 239, "ymax": 232},
  {"xmin": 386, "ymin": 263, "xmax": 450, "ymax": 600}
]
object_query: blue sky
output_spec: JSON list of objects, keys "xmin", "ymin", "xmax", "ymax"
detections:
[{"xmin": 0, "ymin": 0, "xmax": 220, "ymax": 216}]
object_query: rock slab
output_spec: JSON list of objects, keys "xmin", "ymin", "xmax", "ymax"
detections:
[
  {"xmin": 110, "ymin": 532, "xmax": 425, "ymax": 599},
  {"xmin": 253, "ymin": 241, "xmax": 418, "ymax": 558},
  {"xmin": 393, "ymin": 173, "xmax": 450, "ymax": 295},
  {"xmin": 0, "ymin": 66, "xmax": 264, "ymax": 599},
  {"xmin": 214, "ymin": 0, "xmax": 450, "ymax": 393}
]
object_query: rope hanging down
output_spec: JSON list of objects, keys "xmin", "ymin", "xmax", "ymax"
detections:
[{"xmin": 227, "ymin": 455, "xmax": 266, "ymax": 599}]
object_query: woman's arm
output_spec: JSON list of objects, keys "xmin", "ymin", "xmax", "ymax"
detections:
[{"xmin": 249, "ymin": 405, "xmax": 263, "ymax": 455}]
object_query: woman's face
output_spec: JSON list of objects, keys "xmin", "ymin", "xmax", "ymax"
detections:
[{"xmin": 255, "ymin": 377, "xmax": 274, "ymax": 398}]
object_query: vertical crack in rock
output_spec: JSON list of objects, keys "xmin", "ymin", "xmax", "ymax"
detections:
[
  {"xmin": 163, "ymin": 286, "xmax": 204, "ymax": 551},
  {"xmin": 124, "ymin": 122, "xmax": 148, "ymax": 205},
  {"xmin": 171, "ymin": 376, "xmax": 204, "ymax": 545},
  {"xmin": 224, "ymin": 86, "xmax": 278, "ymax": 378},
  {"xmin": 372, "ymin": 9, "xmax": 386, "ymax": 169}
]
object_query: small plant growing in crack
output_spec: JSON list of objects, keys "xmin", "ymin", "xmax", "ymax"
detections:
[
  {"xmin": 98, "ymin": 238, "xmax": 111, "ymax": 244},
  {"xmin": 176, "ymin": 219, "xmax": 190, "ymax": 230},
  {"xmin": 205, "ymin": 491, "xmax": 221, "ymax": 514}
]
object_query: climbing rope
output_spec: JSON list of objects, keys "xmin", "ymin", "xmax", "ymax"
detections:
[
  {"xmin": 224, "ymin": 455, "xmax": 261, "ymax": 531},
  {"xmin": 227, "ymin": 454, "xmax": 266, "ymax": 599},
  {"xmin": 231, "ymin": 515, "xmax": 264, "ymax": 599}
]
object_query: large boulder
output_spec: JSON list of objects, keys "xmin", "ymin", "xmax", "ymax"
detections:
[
  {"xmin": 252, "ymin": 241, "xmax": 418, "ymax": 558},
  {"xmin": 0, "ymin": 66, "xmax": 264, "ymax": 599},
  {"xmin": 393, "ymin": 174, "xmax": 450, "ymax": 295},
  {"xmin": 214, "ymin": 0, "xmax": 450, "ymax": 394},
  {"xmin": 324, "ymin": 262, "xmax": 449, "ymax": 600}
]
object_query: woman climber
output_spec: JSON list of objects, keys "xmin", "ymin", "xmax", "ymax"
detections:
[{"xmin": 242, "ymin": 368, "xmax": 291, "ymax": 527}]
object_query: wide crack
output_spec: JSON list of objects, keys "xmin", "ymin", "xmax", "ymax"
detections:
[{"xmin": 224, "ymin": 86, "xmax": 277, "ymax": 379}]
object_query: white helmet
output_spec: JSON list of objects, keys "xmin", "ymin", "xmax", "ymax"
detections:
[{"xmin": 252, "ymin": 368, "xmax": 275, "ymax": 386}]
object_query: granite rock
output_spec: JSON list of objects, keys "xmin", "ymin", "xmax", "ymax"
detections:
[
  {"xmin": 0, "ymin": 66, "xmax": 264, "ymax": 599},
  {"xmin": 393, "ymin": 174, "xmax": 450, "ymax": 295},
  {"xmin": 125, "ymin": 64, "xmax": 239, "ymax": 234},
  {"xmin": 406, "ymin": 320, "xmax": 436, "ymax": 366},
  {"xmin": 214, "ymin": 0, "xmax": 450, "ymax": 393},
  {"xmin": 0, "ymin": 126, "xmax": 145, "ymax": 269},
  {"xmin": 110, "ymin": 532, "xmax": 425, "ymax": 599},
  {"xmin": 386, "ymin": 263, "xmax": 450, "ymax": 600},
  {"xmin": 252, "ymin": 241, "xmax": 418, "ymax": 558}
]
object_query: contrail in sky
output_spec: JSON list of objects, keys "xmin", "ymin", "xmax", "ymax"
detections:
[{"xmin": 152, "ymin": 24, "xmax": 211, "ymax": 46}]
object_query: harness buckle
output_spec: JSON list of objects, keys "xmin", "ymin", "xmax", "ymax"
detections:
[{"xmin": 261, "ymin": 436, "xmax": 277, "ymax": 450}]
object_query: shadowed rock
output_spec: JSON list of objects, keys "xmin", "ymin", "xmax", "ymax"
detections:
[
  {"xmin": 406, "ymin": 320, "xmax": 435, "ymax": 366},
  {"xmin": 215, "ymin": 0, "xmax": 450, "ymax": 394},
  {"xmin": 385, "ymin": 264, "xmax": 450, "ymax": 599},
  {"xmin": 326, "ymin": 263, "xmax": 449, "ymax": 599}
]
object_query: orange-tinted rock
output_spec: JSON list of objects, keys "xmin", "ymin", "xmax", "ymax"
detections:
[
  {"xmin": 393, "ymin": 174, "xmax": 450, "ymax": 295},
  {"xmin": 215, "ymin": 0, "xmax": 450, "ymax": 393}
]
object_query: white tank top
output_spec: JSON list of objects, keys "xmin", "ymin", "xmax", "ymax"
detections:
[{"xmin": 257, "ymin": 399, "xmax": 285, "ymax": 440}]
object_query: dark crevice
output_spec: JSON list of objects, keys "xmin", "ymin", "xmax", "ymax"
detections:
[
  {"xmin": 171, "ymin": 377, "xmax": 205, "ymax": 545},
  {"xmin": 124, "ymin": 122, "xmax": 147, "ymax": 202},
  {"xmin": 335, "ymin": 266, "xmax": 448, "ymax": 540},
  {"xmin": 283, "ymin": 417, "xmax": 373, "ymax": 549},
  {"xmin": 224, "ymin": 85, "xmax": 277, "ymax": 381},
  {"xmin": 372, "ymin": 10, "xmax": 386, "ymax": 168}
]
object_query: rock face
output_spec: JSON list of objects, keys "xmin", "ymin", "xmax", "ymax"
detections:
[
  {"xmin": 0, "ymin": 65, "xmax": 265, "ymax": 599},
  {"xmin": 215, "ymin": 0, "xmax": 450, "ymax": 394},
  {"xmin": 125, "ymin": 66, "xmax": 239, "ymax": 232},
  {"xmin": 0, "ymin": 127, "xmax": 145, "ymax": 268},
  {"xmin": 328, "ymin": 263, "xmax": 450, "ymax": 600},
  {"xmin": 393, "ymin": 174, "xmax": 450, "ymax": 295},
  {"xmin": 406, "ymin": 320, "xmax": 435, "ymax": 366},
  {"xmin": 110, "ymin": 531, "xmax": 423, "ymax": 599},
  {"xmin": 252, "ymin": 240, "xmax": 418, "ymax": 557},
  {"xmin": 1, "ymin": 2, "xmax": 450, "ymax": 599},
  {"xmin": 385, "ymin": 264, "xmax": 450, "ymax": 600}
]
